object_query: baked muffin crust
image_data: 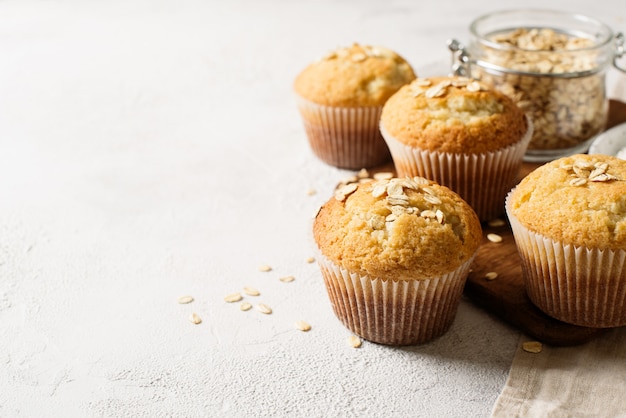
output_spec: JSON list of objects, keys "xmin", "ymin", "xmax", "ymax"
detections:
[
  {"xmin": 380, "ymin": 76, "xmax": 528, "ymax": 153},
  {"xmin": 313, "ymin": 177, "xmax": 482, "ymax": 280},
  {"xmin": 508, "ymin": 154, "xmax": 626, "ymax": 249},
  {"xmin": 294, "ymin": 43, "xmax": 416, "ymax": 107}
]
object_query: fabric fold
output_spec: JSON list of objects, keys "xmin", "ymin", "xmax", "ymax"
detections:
[{"xmin": 491, "ymin": 329, "xmax": 626, "ymax": 418}]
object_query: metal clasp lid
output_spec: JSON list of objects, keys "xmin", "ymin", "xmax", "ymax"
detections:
[
  {"xmin": 447, "ymin": 39, "xmax": 471, "ymax": 77},
  {"xmin": 615, "ymin": 32, "xmax": 626, "ymax": 73}
]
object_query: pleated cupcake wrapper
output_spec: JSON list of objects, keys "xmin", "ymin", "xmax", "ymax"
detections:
[
  {"xmin": 316, "ymin": 251, "xmax": 474, "ymax": 345},
  {"xmin": 506, "ymin": 192, "xmax": 626, "ymax": 328},
  {"xmin": 380, "ymin": 117, "xmax": 532, "ymax": 221},
  {"xmin": 296, "ymin": 96, "xmax": 390, "ymax": 169}
]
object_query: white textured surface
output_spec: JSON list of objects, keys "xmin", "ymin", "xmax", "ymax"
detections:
[{"xmin": 0, "ymin": 1, "xmax": 624, "ymax": 417}]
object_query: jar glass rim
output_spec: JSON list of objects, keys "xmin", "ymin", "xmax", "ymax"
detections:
[{"xmin": 470, "ymin": 9, "xmax": 614, "ymax": 53}]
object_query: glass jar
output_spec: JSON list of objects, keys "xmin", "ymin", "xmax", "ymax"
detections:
[{"xmin": 449, "ymin": 9, "xmax": 626, "ymax": 162}]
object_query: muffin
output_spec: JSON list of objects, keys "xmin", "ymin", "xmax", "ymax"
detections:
[
  {"xmin": 294, "ymin": 43, "xmax": 416, "ymax": 169},
  {"xmin": 313, "ymin": 176, "xmax": 482, "ymax": 345},
  {"xmin": 506, "ymin": 154, "xmax": 626, "ymax": 328},
  {"xmin": 380, "ymin": 76, "xmax": 532, "ymax": 221}
]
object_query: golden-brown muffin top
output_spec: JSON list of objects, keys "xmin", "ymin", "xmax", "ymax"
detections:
[
  {"xmin": 380, "ymin": 76, "xmax": 528, "ymax": 153},
  {"xmin": 508, "ymin": 154, "xmax": 626, "ymax": 249},
  {"xmin": 313, "ymin": 176, "xmax": 482, "ymax": 280},
  {"xmin": 293, "ymin": 43, "xmax": 416, "ymax": 107}
]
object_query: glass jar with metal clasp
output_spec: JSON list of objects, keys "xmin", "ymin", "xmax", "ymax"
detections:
[{"xmin": 448, "ymin": 9, "xmax": 626, "ymax": 162}]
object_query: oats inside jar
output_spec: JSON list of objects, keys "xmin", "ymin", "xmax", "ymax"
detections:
[{"xmin": 473, "ymin": 27, "xmax": 607, "ymax": 152}]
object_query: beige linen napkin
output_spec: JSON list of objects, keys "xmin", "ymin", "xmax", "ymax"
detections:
[{"xmin": 491, "ymin": 329, "xmax": 626, "ymax": 417}]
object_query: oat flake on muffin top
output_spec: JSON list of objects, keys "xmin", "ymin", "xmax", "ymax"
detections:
[
  {"xmin": 313, "ymin": 177, "xmax": 482, "ymax": 281},
  {"xmin": 508, "ymin": 154, "xmax": 626, "ymax": 250}
]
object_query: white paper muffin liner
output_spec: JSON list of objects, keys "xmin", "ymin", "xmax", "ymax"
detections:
[
  {"xmin": 315, "ymin": 249, "xmax": 475, "ymax": 345},
  {"xmin": 296, "ymin": 96, "xmax": 390, "ymax": 169},
  {"xmin": 380, "ymin": 117, "xmax": 532, "ymax": 221},
  {"xmin": 506, "ymin": 192, "xmax": 626, "ymax": 328}
]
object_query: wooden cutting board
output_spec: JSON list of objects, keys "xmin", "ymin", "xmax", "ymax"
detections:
[{"xmin": 465, "ymin": 99, "xmax": 626, "ymax": 346}]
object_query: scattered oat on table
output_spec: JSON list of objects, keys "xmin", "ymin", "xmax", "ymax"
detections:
[
  {"xmin": 295, "ymin": 320, "xmax": 312, "ymax": 332},
  {"xmin": 177, "ymin": 295, "xmax": 194, "ymax": 304},
  {"xmin": 373, "ymin": 171, "xmax": 394, "ymax": 181},
  {"xmin": 306, "ymin": 188, "xmax": 317, "ymax": 196},
  {"xmin": 256, "ymin": 303, "xmax": 272, "ymax": 314},
  {"xmin": 485, "ymin": 272, "xmax": 499, "ymax": 281},
  {"xmin": 306, "ymin": 257, "xmax": 315, "ymax": 264},
  {"xmin": 339, "ymin": 175, "xmax": 359, "ymax": 186},
  {"xmin": 347, "ymin": 335, "xmax": 362, "ymax": 348},
  {"xmin": 224, "ymin": 292, "xmax": 243, "ymax": 303},
  {"xmin": 280, "ymin": 275, "xmax": 295, "ymax": 283},
  {"xmin": 240, "ymin": 302, "xmax": 252, "ymax": 311},
  {"xmin": 487, "ymin": 233, "xmax": 503, "ymax": 243},
  {"xmin": 189, "ymin": 313, "xmax": 202, "ymax": 325},
  {"xmin": 522, "ymin": 341, "xmax": 543, "ymax": 353},
  {"xmin": 243, "ymin": 286, "xmax": 260, "ymax": 296},
  {"xmin": 488, "ymin": 218, "xmax": 506, "ymax": 228},
  {"xmin": 357, "ymin": 168, "xmax": 369, "ymax": 178},
  {"xmin": 258, "ymin": 264, "xmax": 272, "ymax": 272}
]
